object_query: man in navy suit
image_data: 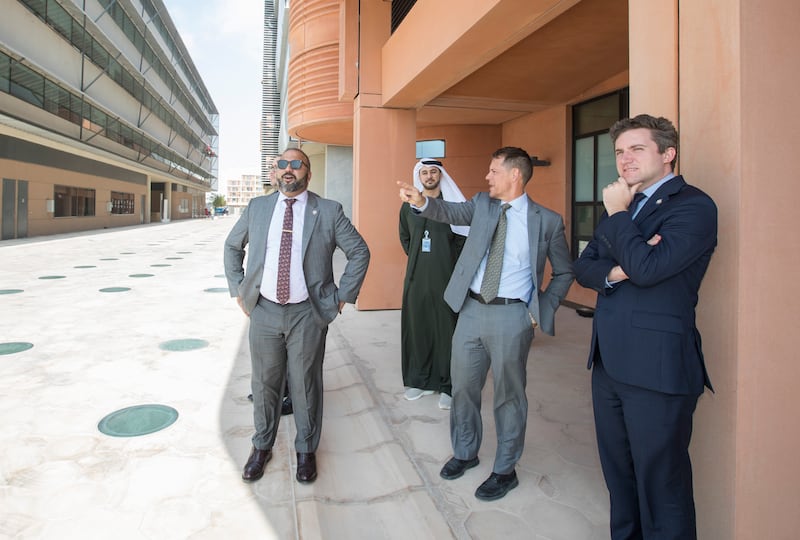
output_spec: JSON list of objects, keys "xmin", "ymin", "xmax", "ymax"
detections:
[{"xmin": 574, "ymin": 115, "xmax": 717, "ymax": 539}]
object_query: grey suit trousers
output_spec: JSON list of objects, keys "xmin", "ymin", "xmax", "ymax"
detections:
[
  {"xmin": 249, "ymin": 296, "xmax": 327, "ymax": 453},
  {"xmin": 450, "ymin": 296, "xmax": 534, "ymax": 474}
]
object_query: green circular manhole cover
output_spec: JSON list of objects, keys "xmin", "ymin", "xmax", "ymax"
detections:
[
  {"xmin": 98, "ymin": 404, "xmax": 178, "ymax": 437},
  {"xmin": 39, "ymin": 275, "xmax": 65, "ymax": 280},
  {"xmin": 176, "ymin": 251, "xmax": 192, "ymax": 254},
  {"xmin": 0, "ymin": 342, "xmax": 34, "ymax": 355},
  {"xmin": 204, "ymin": 287, "xmax": 227, "ymax": 293},
  {"xmin": 0, "ymin": 289, "xmax": 23, "ymax": 295},
  {"xmin": 129, "ymin": 274, "xmax": 154, "ymax": 278},
  {"xmin": 100, "ymin": 287, "xmax": 131, "ymax": 293},
  {"xmin": 165, "ymin": 257, "xmax": 183, "ymax": 260},
  {"xmin": 159, "ymin": 338, "xmax": 209, "ymax": 352},
  {"xmin": 74, "ymin": 265, "xmax": 96, "ymax": 269},
  {"xmin": 120, "ymin": 252, "xmax": 136, "ymax": 255},
  {"xmin": 100, "ymin": 258, "xmax": 119, "ymax": 261},
  {"xmin": 150, "ymin": 264, "xmax": 171, "ymax": 267}
]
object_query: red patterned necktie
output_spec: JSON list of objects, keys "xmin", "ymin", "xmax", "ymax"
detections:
[{"xmin": 276, "ymin": 198, "xmax": 296, "ymax": 304}]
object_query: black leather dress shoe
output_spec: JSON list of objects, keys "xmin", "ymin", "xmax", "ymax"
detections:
[
  {"xmin": 242, "ymin": 446, "xmax": 272, "ymax": 482},
  {"xmin": 296, "ymin": 452, "xmax": 317, "ymax": 483},
  {"xmin": 475, "ymin": 471, "xmax": 519, "ymax": 501},
  {"xmin": 439, "ymin": 456, "xmax": 480, "ymax": 480},
  {"xmin": 281, "ymin": 396, "xmax": 293, "ymax": 415}
]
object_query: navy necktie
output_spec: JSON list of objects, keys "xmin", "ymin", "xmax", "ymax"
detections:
[{"xmin": 628, "ymin": 192, "xmax": 646, "ymax": 216}]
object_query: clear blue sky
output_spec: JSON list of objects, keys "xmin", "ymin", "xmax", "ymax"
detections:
[{"xmin": 162, "ymin": 0, "xmax": 263, "ymax": 188}]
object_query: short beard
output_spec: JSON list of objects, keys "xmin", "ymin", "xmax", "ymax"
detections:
[
  {"xmin": 278, "ymin": 176, "xmax": 306, "ymax": 193},
  {"xmin": 422, "ymin": 179, "xmax": 440, "ymax": 190}
]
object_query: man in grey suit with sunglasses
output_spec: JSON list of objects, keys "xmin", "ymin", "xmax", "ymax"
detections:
[
  {"xmin": 225, "ymin": 147, "xmax": 370, "ymax": 485},
  {"xmin": 398, "ymin": 147, "xmax": 574, "ymax": 501}
]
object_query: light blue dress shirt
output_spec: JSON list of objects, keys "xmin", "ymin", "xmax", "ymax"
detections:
[{"xmin": 469, "ymin": 194, "xmax": 531, "ymax": 301}]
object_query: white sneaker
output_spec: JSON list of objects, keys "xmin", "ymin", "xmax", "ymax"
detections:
[
  {"xmin": 404, "ymin": 388, "xmax": 434, "ymax": 401},
  {"xmin": 438, "ymin": 393, "xmax": 452, "ymax": 410}
]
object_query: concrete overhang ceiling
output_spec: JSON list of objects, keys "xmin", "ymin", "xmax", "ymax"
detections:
[{"xmin": 416, "ymin": 0, "xmax": 629, "ymax": 126}]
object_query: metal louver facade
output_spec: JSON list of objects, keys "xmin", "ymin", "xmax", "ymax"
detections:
[{"xmin": 261, "ymin": 0, "xmax": 281, "ymax": 185}]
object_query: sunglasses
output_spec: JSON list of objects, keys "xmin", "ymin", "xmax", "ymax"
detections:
[{"xmin": 276, "ymin": 159, "xmax": 308, "ymax": 170}]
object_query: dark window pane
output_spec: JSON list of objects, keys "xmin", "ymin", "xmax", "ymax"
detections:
[
  {"xmin": 46, "ymin": 0, "xmax": 72, "ymax": 39},
  {"xmin": 574, "ymin": 205, "xmax": 596, "ymax": 238},
  {"xmin": 26, "ymin": 0, "xmax": 46, "ymax": 17},
  {"xmin": 575, "ymin": 93, "xmax": 619, "ymax": 136},
  {"xmin": 54, "ymin": 185, "xmax": 95, "ymax": 217},
  {"xmin": 597, "ymin": 133, "xmax": 617, "ymax": 199},
  {"xmin": 574, "ymin": 137, "xmax": 594, "ymax": 202},
  {"xmin": 10, "ymin": 62, "xmax": 44, "ymax": 107},
  {"xmin": 0, "ymin": 53, "xmax": 10, "ymax": 93}
]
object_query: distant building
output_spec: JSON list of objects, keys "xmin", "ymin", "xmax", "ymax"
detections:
[
  {"xmin": 226, "ymin": 174, "xmax": 267, "ymax": 215},
  {"xmin": 0, "ymin": 0, "xmax": 218, "ymax": 239}
]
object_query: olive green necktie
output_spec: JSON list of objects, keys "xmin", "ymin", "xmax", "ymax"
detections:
[{"xmin": 480, "ymin": 203, "xmax": 511, "ymax": 302}]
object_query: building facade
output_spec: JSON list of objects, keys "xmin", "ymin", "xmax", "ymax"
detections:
[
  {"xmin": 279, "ymin": 0, "xmax": 800, "ymax": 538},
  {"xmin": 260, "ymin": 0, "xmax": 281, "ymax": 188},
  {"xmin": 0, "ymin": 0, "xmax": 218, "ymax": 239},
  {"xmin": 225, "ymin": 173, "xmax": 265, "ymax": 216}
]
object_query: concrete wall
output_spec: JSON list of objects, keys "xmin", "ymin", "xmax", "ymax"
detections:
[
  {"xmin": 0, "ymin": 158, "xmax": 144, "ymax": 236},
  {"xmin": 324, "ymin": 145, "xmax": 353, "ymax": 218}
]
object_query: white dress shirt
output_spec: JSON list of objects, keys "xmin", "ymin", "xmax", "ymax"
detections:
[{"xmin": 260, "ymin": 191, "xmax": 309, "ymax": 303}]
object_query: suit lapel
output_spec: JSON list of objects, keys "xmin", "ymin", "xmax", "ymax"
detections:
[
  {"xmin": 526, "ymin": 196, "xmax": 542, "ymax": 272},
  {"xmin": 260, "ymin": 194, "xmax": 279, "ymax": 249},
  {"xmin": 302, "ymin": 192, "xmax": 319, "ymax": 258},
  {"xmin": 635, "ymin": 176, "xmax": 686, "ymax": 223},
  {"xmin": 485, "ymin": 198, "xmax": 502, "ymax": 244}
]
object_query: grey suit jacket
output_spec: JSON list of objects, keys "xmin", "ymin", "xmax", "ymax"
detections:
[
  {"xmin": 419, "ymin": 192, "xmax": 574, "ymax": 336},
  {"xmin": 224, "ymin": 191, "xmax": 370, "ymax": 326}
]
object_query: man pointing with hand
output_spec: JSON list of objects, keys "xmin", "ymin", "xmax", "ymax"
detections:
[{"xmin": 398, "ymin": 147, "xmax": 574, "ymax": 501}]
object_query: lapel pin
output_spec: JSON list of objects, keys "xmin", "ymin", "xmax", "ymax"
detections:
[
  {"xmin": 656, "ymin": 199, "xmax": 663, "ymax": 205},
  {"xmin": 312, "ymin": 209, "xmax": 318, "ymax": 215}
]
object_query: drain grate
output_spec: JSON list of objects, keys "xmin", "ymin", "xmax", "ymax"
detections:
[
  {"xmin": 98, "ymin": 404, "xmax": 178, "ymax": 437},
  {"xmin": 159, "ymin": 338, "xmax": 209, "ymax": 352},
  {"xmin": 0, "ymin": 342, "xmax": 34, "ymax": 355}
]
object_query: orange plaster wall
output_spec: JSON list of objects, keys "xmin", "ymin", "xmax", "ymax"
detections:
[
  {"xmin": 287, "ymin": 0, "xmax": 354, "ymax": 145},
  {"xmin": 338, "ymin": 0, "xmax": 358, "ymax": 101},
  {"xmin": 502, "ymin": 106, "xmax": 575, "ymax": 301},
  {"xmin": 628, "ymin": 1, "xmax": 678, "ymax": 122},
  {"xmin": 352, "ymin": 102, "xmax": 416, "ymax": 310},
  {"xmin": 636, "ymin": 1, "xmax": 800, "ymax": 537},
  {"xmin": 735, "ymin": 1, "xmax": 799, "ymax": 537},
  {"xmin": 415, "ymin": 125, "xmax": 502, "ymax": 198},
  {"xmin": 356, "ymin": 0, "xmax": 390, "ymax": 97},
  {"xmin": 677, "ymin": 2, "xmax": 741, "ymax": 537}
]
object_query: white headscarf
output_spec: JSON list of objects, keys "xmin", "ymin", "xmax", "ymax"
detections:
[{"xmin": 412, "ymin": 159, "xmax": 470, "ymax": 237}]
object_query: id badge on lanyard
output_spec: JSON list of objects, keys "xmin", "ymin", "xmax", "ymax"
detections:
[{"xmin": 421, "ymin": 230, "xmax": 431, "ymax": 252}]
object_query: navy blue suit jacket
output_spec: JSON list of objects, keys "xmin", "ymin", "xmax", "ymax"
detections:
[{"xmin": 574, "ymin": 176, "xmax": 717, "ymax": 395}]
